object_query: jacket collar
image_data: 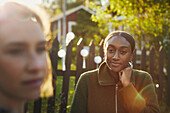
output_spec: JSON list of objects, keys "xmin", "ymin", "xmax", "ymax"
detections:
[{"xmin": 97, "ymin": 62, "xmax": 135, "ymax": 86}]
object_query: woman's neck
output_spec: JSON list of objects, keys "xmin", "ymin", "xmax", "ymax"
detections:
[
  {"xmin": 109, "ymin": 70, "xmax": 119, "ymax": 81},
  {"xmin": 0, "ymin": 92, "xmax": 25, "ymax": 113}
]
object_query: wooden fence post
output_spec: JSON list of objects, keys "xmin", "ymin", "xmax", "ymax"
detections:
[
  {"xmin": 47, "ymin": 37, "xmax": 59, "ymax": 113},
  {"xmin": 60, "ymin": 41, "xmax": 73, "ymax": 113},
  {"xmin": 24, "ymin": 103, "xmax": 28, "ymax": 113},
  {"xmin": 75, "ymin": 39, "xmax": 84, "ymax": 84},
  {"xmin": 149, "ymin": 46, "xmax": 155, "ymax": 82},
  {"xmin": 87, "ymin": 40, "xmax": 95, "ymax": 70},
  {"xmin": 158, "ymin": 46, "xmax": 164, "ymax": 102},
  {"xmin": 167, "ymin": 48, "xmax": 170, "ymax": 106},
  {"xmin": 140, "ymin": 47, "xmax": 146, "ymax": 71},
  {"xmin": 33, "ymin": 98, "xmax": 41, "ymax": 113},
  {"xmin": 132, "ymin": 49, "xmax": 136, "ymax": 69},
  {"xmin": 99, "ymin": 39, "xmax": 104, "ymax": 60}
]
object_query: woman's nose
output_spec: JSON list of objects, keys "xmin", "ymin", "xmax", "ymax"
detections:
[
  {"xmin": 112, "ymin": 51, "xmax": 120, "ymax": 60},
  {"xmin": 27, "ymin": 54, "xmax": 44, "ymax": 72}
]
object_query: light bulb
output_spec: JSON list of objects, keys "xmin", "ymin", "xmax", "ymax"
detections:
[
  {"xmin": 94, "ymin": 56, "xmax": 102, "ymax": 64},
  {"xmin": 80, "ymin": 49, "xmax": 89, "ymax": 57},
  {"xmin": 58, "ymin": 49, "xmax": 66, "ymax": 58}
]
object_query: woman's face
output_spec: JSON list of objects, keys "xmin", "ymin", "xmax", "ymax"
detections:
[
  {"xmin": 0, "ymin": 20, "xmax": 48, "ymax": 101},
  {"xmin": 105, "ymin": 36, "xmax": 133, "ymax": 72}
]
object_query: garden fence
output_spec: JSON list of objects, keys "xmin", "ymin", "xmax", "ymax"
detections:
[{"xmin": 30, "ymin": 37, "xmax": 170, "ymax": 113}]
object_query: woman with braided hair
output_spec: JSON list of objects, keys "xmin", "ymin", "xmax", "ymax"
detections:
[{"xmin": 70, "ymin": 31, "xmax": 160, "ymax": 113}]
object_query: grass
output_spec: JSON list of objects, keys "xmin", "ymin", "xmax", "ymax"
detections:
[
  {"xmin": 27, "ymin": 76, "xmax": 75, "ymax": 113},
  {"xmin": 27, "ymin": 58, "xmax": 76, "ymax": 113},
  {"xmin": 67, "ymin": 76, "xmax": 75, "ymax": 112},
  {"xmin": 54, "ymin": 76, "xmax": 75, "ymax": 113}
]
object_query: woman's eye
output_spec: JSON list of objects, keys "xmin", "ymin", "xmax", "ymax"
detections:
[
  {"xmin": 120, "ymin": 50, "xmax": 127, "ymax": 55},
  {"xmin": 108, "ymin": 48, "xmax": 115, "ymax": 53},
  {"xmin": 7, "ymin": 49, "xmax": 25, "ymax": 55},
  {"xmin": 37, "ymin": 46, "xmax": 47, "ymax": 54}
]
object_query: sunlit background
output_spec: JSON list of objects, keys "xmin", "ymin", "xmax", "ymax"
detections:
[
  {"xmin": 0, "ymin": 0, "xmax": 39, "ymax": 4},
  {"xmin": 0, "ymin": 0, "xmax": 169, "ymax": 113},
  {"xmin": 0, "ymin": 0, "xmax": 55, "ymax": 6}
]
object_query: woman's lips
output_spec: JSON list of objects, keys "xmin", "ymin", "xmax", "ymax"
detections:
[
  {"xmin": 22, "ymin": 79, "xmax": 43, "ymax": 88},
  {"xmin": 110, "ymin": 62, "xmax": 121, "ymax": 67}
]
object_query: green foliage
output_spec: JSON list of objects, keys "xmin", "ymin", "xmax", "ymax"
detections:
[
  {"xmin": 41, "ymin": 0, "xmax": 84, "ymax": 17},
  {"xmin": 72, "ymin": 9, "xmax": 104, "ymax": 46},
  {"xmin": 27, "ymin": 59, "xmax": 75, "ymax": 113},
  {"xmin": 39, "ymin": 4, "xmax": 62, "ymax": 18},
  {"xmin": 67, "ymin": 1, "xmax": 84, "ymax": 10},
  {"xmin": 90, "ymin": 0, "xmax": 169, "ymax": 53}
]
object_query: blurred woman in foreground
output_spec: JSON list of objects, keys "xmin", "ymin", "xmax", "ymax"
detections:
[{"xmin": 0, "ymin": 1, "xmax": 53, "ymax": 113}]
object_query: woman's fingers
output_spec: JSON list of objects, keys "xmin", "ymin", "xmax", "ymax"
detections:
[{"xmin": 118, "ymin": 67, "xmax": 132, "ymax": 87}]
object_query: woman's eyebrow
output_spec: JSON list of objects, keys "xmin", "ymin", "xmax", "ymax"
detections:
[
  {"xmin": 108, "ymin": 44, "xmax": 128, "ymax": 48},
  {"xmin": 120, "ymin": 46, "xmax": 128, "ymax": 49},
  {"xmin": 3, "ymin": 42, "xmax": 27, "ymax": 48},
  {"xmin": 108, "ymin": 44, "xmax": 115, "ymax": 48},
  {"xmin": 2, "ymin": 40, "xmax": 47, "ymax": 49},
  {"xmin": 107, "ymin": 45, "xmax": 129, "ymax": 50}
]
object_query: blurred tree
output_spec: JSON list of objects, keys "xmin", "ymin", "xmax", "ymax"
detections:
[
  {"xmin": 67, "ymin": 0, "xmax": 84, "ymax": 10},
  {"xmin": 41, "ymin": 0, "xmax": 84, "ymax": 13},
  {"xmin": 70, "ymin": 9, "xmax": 104, "ymax": 65},
  {"xmin": 72, "ymin": 9, "xmax": 104, "ymax": 46},
  {"xmin": 90, "ymin": 0, "xmax": 169, "ymax": 53},
  {"xmin": 40, "ymin": 0, "xmax": 102, "ymax": 17},
  {"xmin": 39, "ymin": 0, "xmax": 62, "ymax": 17}
]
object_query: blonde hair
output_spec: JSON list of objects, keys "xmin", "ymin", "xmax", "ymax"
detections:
[
  {"xmin": 0, "ymin": 1, "xmax": 53, "ymax": 98},
  {"xmin": 40, "ymin": 55, "xmax": 53, "ymax": 97},
  {"xmin": 0, "ymin": 1, "xmax": 50, "ymax": 39}
]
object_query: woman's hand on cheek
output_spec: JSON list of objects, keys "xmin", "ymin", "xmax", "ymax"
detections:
[{"xmin": 119, "ymin": 67, "xmax": 132, "ymax": 87}]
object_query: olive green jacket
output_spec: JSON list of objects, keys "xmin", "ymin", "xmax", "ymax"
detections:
[{"xmin": 70, "ymin": 62, "xmax": 160, "ymax": 113}]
